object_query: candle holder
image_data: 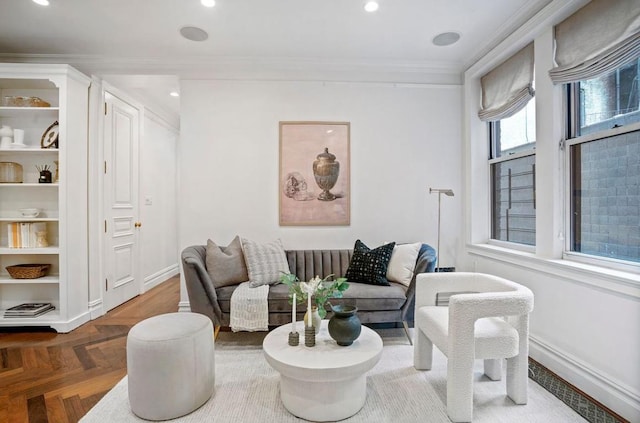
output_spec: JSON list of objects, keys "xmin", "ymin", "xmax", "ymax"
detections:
[
  {"xmin": 288, "ymin": 331, "xmax": 299, "ymax": 346},
  {"xmin": 305, "ymin": 326, "xmax": 316, "ymax": 347}
]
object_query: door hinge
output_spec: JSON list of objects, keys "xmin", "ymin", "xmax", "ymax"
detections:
[
  {"xmin": 104, "ymin": 220, "xmax": 107, "ymax": 233},
  {"xmin": 105, "ymin": 278, "xmax": 108, "ymax": 291},
  {"xmin": 104, "ymin": 102, "xmax": 107, "ymax": 115},
  {"xmin": 104, "ymin": 161, "xmax": 107, "ymax": 174}
]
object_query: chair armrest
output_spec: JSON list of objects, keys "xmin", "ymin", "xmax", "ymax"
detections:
[
  {"xmin": 181, "ymin": 246, "xmax": 224, "ymax": 325},
  {"xmin": 449, "ymin": 290, "xmax": 533, "ymax": 320},
  {"xmin": 416, "ymin": 272, "xmax": 534, "ymax": 317}
]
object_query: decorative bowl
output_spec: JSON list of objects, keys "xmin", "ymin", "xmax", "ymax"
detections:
[
  {"xmin": 19, "ymin": 208, "xmax": 40, "ymax": 218},
  {"xmin": 6, "ymin": 264, "xmax": 50, "ymax": 279},
  {"xmin": 3, "ymin": 96, "xmax": 51, "ymax": 107}
]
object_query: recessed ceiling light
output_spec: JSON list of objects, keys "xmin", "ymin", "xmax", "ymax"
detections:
[
  {"xmin": 32, "ymin": 0, "xmax": 49, "ymax": 5},
  {"xmin": 179, "ymin": 26, "xmax": 209, "ymax": 42},
  {"xmin": 432, "ymin": 32, "xmax": 461, "ymax": 47},
  {"xmin": 364, "ymin": 1, "xmax": 379, "ymax": 12},
  {"xmin": 201, "ymin": 0, "xmax": 215, "ymax": 7},
  {"xmin": 169, "ymin": 92, "xmax": 179, "ymax": 97}
]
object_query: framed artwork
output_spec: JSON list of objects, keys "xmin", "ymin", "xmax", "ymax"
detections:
[
  {"xmin": 279, "ymin": 121, "xmax": 350, "ymax": 226},
  {"xmin": 41, "ymin": 120, "xmax": 59, "ymax": 149}
]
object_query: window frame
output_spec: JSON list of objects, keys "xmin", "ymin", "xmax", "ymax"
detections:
[
  {"xmin": 563, "ymin": 82, "xmax": 640, "ymax": 272},
  {"xmin": 488, "ymin": 115, "xmax": 537, "ymax": 249}
]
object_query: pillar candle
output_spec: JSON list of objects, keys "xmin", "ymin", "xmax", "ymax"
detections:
[
  {"xmin": 307, "ymin": 294, "xmax": 312, "ymax": 327},
  {"xmin": 292, "ymin": 293, "xmax": 297, "ymax": 332}
]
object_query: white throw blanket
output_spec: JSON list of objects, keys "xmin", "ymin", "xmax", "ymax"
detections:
[{"xmin": 230, "ymin": 282, "xmax": 269, "ymax": 332}]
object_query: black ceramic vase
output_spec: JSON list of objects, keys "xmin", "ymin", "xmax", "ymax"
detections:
[{"xmin": 328, "ymin": 305, "xmax": 361, "ymax": 346}]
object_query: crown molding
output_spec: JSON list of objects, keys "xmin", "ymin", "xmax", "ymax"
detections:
[{"xmin": 0, "ymin": 53, "xmax": 464, "ymax": 85}]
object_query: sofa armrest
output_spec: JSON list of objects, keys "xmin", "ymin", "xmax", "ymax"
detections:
[
  {"xmin": 181, "ymin": 245, "xmax": 224, "ymax": 325},
  {"xmin": 401, "ymin": 243, "xmax": 437, "ymax": 322}
]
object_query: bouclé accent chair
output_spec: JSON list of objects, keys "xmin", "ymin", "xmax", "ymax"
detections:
[{"xmin": 413, "ymin": 272, "xmax": 534, "ymax": 422}]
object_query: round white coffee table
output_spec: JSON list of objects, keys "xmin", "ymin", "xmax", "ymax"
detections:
[{"xmin": 263, "ymin": 320, "xmax": 383, "ymax": 422}]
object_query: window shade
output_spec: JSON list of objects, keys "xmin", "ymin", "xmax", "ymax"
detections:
[
  {"xmin": 549, "ymin": 0, "xmax": 640, "ymax": 84},
  {"xmin": 478, "ymin": 43, "xmax": 534, "ymax": 122}
]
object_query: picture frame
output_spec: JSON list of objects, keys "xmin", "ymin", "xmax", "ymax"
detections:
[
  {"xmin": 41, "ymin": 120, "xmax": 59, "ymax": 149},
  {"xmin": 279, "ymin": 121, "xmax": 350, "ymax": 226}
]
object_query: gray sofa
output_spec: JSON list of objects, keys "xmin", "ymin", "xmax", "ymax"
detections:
[{"xmin": 181, "ymin": 244, "xmax": 437, "ymax": 339}]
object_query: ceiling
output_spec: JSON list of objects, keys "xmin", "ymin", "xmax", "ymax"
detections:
[{"xmin": 0, "ymin": 0, "xmax": 552, "ymax": 121}]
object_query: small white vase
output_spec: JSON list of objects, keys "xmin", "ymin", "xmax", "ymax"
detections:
[
  {"xmin": 304, "ymin": 306, "xmax": 321, "ymax": 334},
  {"xmin": 12, "ymin": 128, "xmax": 25, "ymax": 146},
  {"xmin": 0, "ymin": 125, "xmax": 13, "ymax": 149}
]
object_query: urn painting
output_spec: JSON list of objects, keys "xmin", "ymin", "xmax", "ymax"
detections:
[
  {"xmin": 313, "ymin": 147, "xmax": 339, "ymax": 201},
  {"xmin": 279, "ymin": 122, "xmax": 350, "ymax": 226}
]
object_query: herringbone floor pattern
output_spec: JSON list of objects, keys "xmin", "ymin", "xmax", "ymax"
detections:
[{"xmin": 0, "ymin": 275, "xmax": 180, "ymax": 423}]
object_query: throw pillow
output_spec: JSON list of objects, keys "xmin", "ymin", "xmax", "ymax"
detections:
[
  {"xmin": 205, "ymin": 236, "xmax": 249, "ymax": 288},
  {"xmin": 386, "ymin": 242, "xmax": 422, "ymax": 286},
  {"xmin": 345, "ymin": 240, "xmax": 396, "ymax": 286},
  {"xmin": 241, "ymin": 238, "xmax": 290, "ymax": 287}
]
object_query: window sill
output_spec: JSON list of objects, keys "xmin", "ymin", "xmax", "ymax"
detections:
[{"xmin": 467, "ymin": 243, "xmax": 640, "ymax": 299}]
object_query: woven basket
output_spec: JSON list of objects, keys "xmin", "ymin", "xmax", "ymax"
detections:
[{"xmin": 6, "ymin": 264, "xmax": 50, "ymax": 279}]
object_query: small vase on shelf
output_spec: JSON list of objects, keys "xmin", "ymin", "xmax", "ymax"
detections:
[
  {"xmin": 304, "ymin": 306, "xmax": 321, "ymax": 335},
  {"xmin": 0, "ymin": 125, "xmax": 13, "ymax": 149}
]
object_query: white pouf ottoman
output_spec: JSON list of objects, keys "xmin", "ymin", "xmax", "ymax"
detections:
[{"xmin": 127, "ymin": 312, "xmax": 215, "ymax": 421}]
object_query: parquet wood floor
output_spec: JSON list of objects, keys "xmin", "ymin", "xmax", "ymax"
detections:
[{"xmin": 0, "ymin": 275, "xmax": 180, "ymax": 423}]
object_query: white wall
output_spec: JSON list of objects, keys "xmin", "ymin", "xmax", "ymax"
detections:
[
  {"xmin": 462, "ymin": 1, "xmax": 640, "ymax": 420},
  {"xmin": 140, "ymin": 110, "xmax": 179, "ymax": 289},
  {"xmin": 178, "ymin": 79, "xmax": 463, "ymax": 302}
]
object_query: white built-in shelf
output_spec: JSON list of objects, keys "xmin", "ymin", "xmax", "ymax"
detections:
[
  {"xmin": 0, "ymin": 183, "xmax": 58, "ymax": 187},
  {"xmin": 0, "ymin": 148, "xmax": 59, "ymax": 154},
  {"xmin": 0, "ymin": 310, "xmax": 61, "ymax": 323},
  {"xmin": 0, "ymin": 64, "xmax": 90, "ymax": 333},
  {"xmin": 0, "ymin": 106, "xmax": 59, "ymax": 118},
  {"xmin": 0, "ymin": 275, "xmax": 59, "ymax": 284},
  {"xmin": 0, "ymin": 217, "xmax": 59, "ymax": 222},
  {"xmin": 0, "ymin": 246, "xmax": 60, "ymax": 254}
]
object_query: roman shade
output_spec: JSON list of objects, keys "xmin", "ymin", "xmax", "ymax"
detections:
[
  {"xmin": 478, "ymin": 43, "xmax": 534, "ymax": 122},
  {"xmin": 548, "ymin": 0, "xmax": 640, "ymax": 84}
]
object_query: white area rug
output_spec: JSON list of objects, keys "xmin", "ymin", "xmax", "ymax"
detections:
[{"xmin": 81, "ymin": 329, "xmax": 586, "ymax": 422}]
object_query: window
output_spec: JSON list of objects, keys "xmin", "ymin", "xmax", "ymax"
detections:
[
  {"xmin": 568, "ymin": 60, "xmax": 640, "ymax": 264},
  {"xmin": 578, "ymin": 60, "xmax": 640, "ymax": 135},
  {"xmin": 490, "ymin": 98, "xmax": 536, "ymax": 245}
]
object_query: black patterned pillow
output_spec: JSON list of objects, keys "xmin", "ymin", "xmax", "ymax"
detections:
[{"xmin": 345, "ymin": 240, "xmax": 396, "ymax": 286}]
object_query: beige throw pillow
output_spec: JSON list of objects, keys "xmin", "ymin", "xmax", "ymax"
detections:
[
  {"xmin": 241, "ymin": 238, "xmax": 290, "ymax": 287},
  {"xmin": 205, "ymin": 236, "xmax": 249, "ymax": 288},
  {"xmin": 386, "ymin": 242, "xmax": 422, "ymax": 286}
]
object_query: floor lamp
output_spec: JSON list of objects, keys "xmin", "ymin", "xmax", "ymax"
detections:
[{"xmin": 429, "ymin": 188, "xmax": 454, "ymax": 271}]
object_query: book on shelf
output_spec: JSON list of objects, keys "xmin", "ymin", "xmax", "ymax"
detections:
[
  {"xmin": 7, "ymin": 222, "xmax": 47, "ymax": 248},
  {"xmin": 4, "ymin": 302, "xmax": 55, "ymax": 317}
]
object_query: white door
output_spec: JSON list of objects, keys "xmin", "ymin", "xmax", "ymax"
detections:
[{"xmin": 103, "ymin": 91, "xmax": 141, "ymax": 312}]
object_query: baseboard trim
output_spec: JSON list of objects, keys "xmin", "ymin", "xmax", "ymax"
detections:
[
  {"xmin": 88, "ymin": 298, "xmax": 104, "ymax": 320},
  {"xmin": 49, "ymin": 311, "xmax": 92, "ymax": 334},
  {"xmin": 530, "ymin": 335, "xmax": 639, "ymax": 422},
  {"xmin": 143, "ymin": 264, "xmax": 179, "ymax": 292}
]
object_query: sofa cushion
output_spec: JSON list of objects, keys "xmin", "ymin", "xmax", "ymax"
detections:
[
  {"xmin": 216, "ymin": 281, "xmax": 407, "ymax": 314},
  {"xmin": 345, "ymin": 240, "xmax": 395, "ymax": 286},
  {"xmin": 241, "ymin": 238, "xmax": 290, "ymax": 287},
  {"xmin": 205, "ymin": 237, "xmax": 248, "ymax": 288},
  {"xmin": 386, "ymin": 242, "xmax": 422, "ymax": 286}
]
